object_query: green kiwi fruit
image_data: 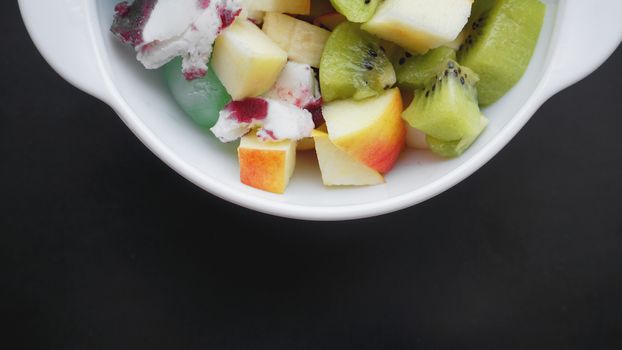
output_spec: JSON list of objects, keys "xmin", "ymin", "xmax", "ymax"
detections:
[
  {"xmin": 427, "ymin": 115, "xmax": 488, "ymax": 158},
  {"xmin": 395, "ymin": 46, "xmax": 457, "ymax": 91},
  {"xmin": 471, "ymin": 0, "xmax": 496, "ymax": 19},
  {"xmin": 320, "ymin": 22, "xmax": 396, "ymax": 102},
  {"xmin": 402, "ymin": 60, "xmax": 485, "ymax": 144},
  {"xmin": 458, "ymin": 0, "xmax": 546, "ymax": 105},
  {"xmin": 329, "ymin": 0, "xmax": 381, "ymax": 23}
]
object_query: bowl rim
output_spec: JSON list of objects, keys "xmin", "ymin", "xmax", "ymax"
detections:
[{"xmin": 88, "ymin": 1, "xmax": 555, "ymax": 221}]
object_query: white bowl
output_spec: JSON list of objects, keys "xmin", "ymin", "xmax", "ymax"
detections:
[{"xmin": 19, "ymin": 0, "xmax": 622, "ymax": 220}]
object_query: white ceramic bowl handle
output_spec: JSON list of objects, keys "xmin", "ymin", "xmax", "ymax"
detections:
[
  {"xmin": 542, "ymin": 0, "xmax": 622, "ymax": 98},
  {"xmin": 19, "ymin": 0, "xmax": 111, "ymax": 104}
]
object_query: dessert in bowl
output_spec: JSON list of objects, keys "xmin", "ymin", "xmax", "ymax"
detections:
[{"xmin": 19, "ymin": 0, "xmax": 622, "ymax": 220}]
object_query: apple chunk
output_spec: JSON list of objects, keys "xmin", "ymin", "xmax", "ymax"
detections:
[
  {"xmin": 262, "ymin": 12, "xmax": 331, "ymax": 68},
  {"xmin": 212, "ymin": 19, "xmax": 288, "ymax": 100},
  {"xmin": 323, "ymin": 88, "xmax": 406, "ymax": 174},
  {"xmin": 361, "ymin": 0, "xmax": 472, "ymax": 54},
  {"xmin": 238, "ymin": 133, "xmax": 297, "ymax": 194},
  {"xmin": 314, "ymin": 131, "xmax": 384, "ymax": 186}
]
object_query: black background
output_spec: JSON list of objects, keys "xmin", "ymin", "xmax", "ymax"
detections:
[{"xmin": 2, "ymin": 2, "xmax": 622, "ymax": 349}]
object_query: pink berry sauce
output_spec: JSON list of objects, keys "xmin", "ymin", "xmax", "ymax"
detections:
[
  {"xmin": 111, "ymin": 0, "xmax": 241, "ymax": 74},
  {"xmin": 110, "ymin": 0, "xmax": 158, "ymax": 46},
  {"xmin": 304, "ymin": 98, "xmax": 324, "ymax": 128},
  {"xmin": 183, "ymin": 68, "xmax": 208, "ymax": 80},
  {"xmin": 216, "ymin": 5, "xmax": 242, "ymax": 33},
  {"xmin": 261, "ymin": 129, "xmax": 278, "ymax": 141},
  {"xmin": 114, "ymin": 2, "xmax": 131, "ymax": 17},
  {"xmin": 225, "ymin": 98, "xmax": 269, "ymax": 123}
]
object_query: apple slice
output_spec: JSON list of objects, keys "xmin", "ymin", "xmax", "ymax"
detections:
[
  {"xmin": 238, "ymin": 133, "xmax": 297, "ymax": 194},
  {"xmin": 322, "ymin": 88, "xmax": 406, "ymax": 174},
  {"xmin": 243, "ymin": 0, "xmax": 311, "ymax": 15},
  {"xmin": 313, "ymin": 12, "xmax": 346, "ymax": 31},
  {"xmin": 313, "ymin": 131, "xmax": 384, "ymax": 186},
  {"xmin": 212, "ymin": 19, "xmax": 288, "ymax": 100},
  {"xmin": 361, "ymin": 0, "xmax": 472, "ymax": 54},
  {"xmin": 262, "ymin": 12, "xmax": 331, "ymax": 68}
]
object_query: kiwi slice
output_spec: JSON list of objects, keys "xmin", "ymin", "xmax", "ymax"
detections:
[
  {"xmin": 329, "ymin": 0, "xmax": 380, "ymax": 23},
  {"xmin": 402, "ymin": 60, "xmax": 484, "ymax": 143},
  {"xmin": 471, "ymin": 0, "xmax": 496, "ymax": 19},
  {"xmin": 395, "ymin": 47, "xmax": 457, "ymax": 91},
  {"xmin": 320, "ymin": 22, "xmax": 396, "ymax": 102},
  {"xmin": 427, "ymin": 115, "xmax": 488, "ymax": 158},
  {"xmin": 458, "ymin": 0, "xmax": 546, "ymax": 105}
]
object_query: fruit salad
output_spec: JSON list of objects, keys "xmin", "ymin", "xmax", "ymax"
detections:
[{"xmin": 111, "ymin": 0, "xmax": 545, "ymax": 194}]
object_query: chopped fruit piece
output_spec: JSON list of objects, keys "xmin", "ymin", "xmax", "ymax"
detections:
[
  {"xmin": 212, "ymin": 19, "xmax": 288, "ymax": 100},
  {"xmin": 402, "ymin": 60, "xmax": 487, "ymax": 153},
  {"xmin": 211, "ymin": 98, "xmax": 314, "ymax": 143},
  {"xmin": 471, "ymin": 0, "xmax": 497, "ymax": 19},
  {"xmin": 361, "ymin": 0, "xmax": 472, "ymax": 54},
  {"xmin": 313, "ymin": 12, "xmax": 346, "ymax": 31},
  {"xmin": 111, "ymin": 0, "xmax": 242, "ymax": 79},
  {"xmin": 320, "ymin": 22, "xmax": 396, "ymax": 102},
  {"xmin": 262, "ymin": 12, "xmax": 331, "ymax": 68},
  {"xmin": 238, "ymin": 134, "xmax": 297, "ymax": 194},
  {"xmin": 323, "ymin": 88, "xmax": 406, "ymax": 173},
  {"xmin": 264, "ymin": 61, "xmax": 321, "ymax": 109},
  {"xmin": 395, "ymin": 47, "xmax": 457, "ymax": 90},
  {"xmin": 313, "ymin": 131, "xmax": 384, "ymax": 186},
  {"xmin": 163, "ymin": 57, "xmax": 231, "ymax": 128},
  {"xmin": 330, "ymin": 0, "xmax": 381, "ymax": 23},
  {"xmin": 427, "ymin": 114, "xmax": 488, "ymax": 157},
  {"xmin": 403, "ymin": 60, "xmax": 481, "ymax": 141},
  {"xmin": 406, "ymin": 126, "xmax": 429, "ymax": 150},
  {"xmin": 458, "ymin": 0, "xmax": 546, "ymax": 105},
  {"xmin": 242, "ymin": 0, "xmax": 311, "ymax": 15}
]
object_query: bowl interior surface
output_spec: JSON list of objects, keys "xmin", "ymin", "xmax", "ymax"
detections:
[{"xmin": 93, "ymin": 0, "xmax": 559, "ymax": 210}]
